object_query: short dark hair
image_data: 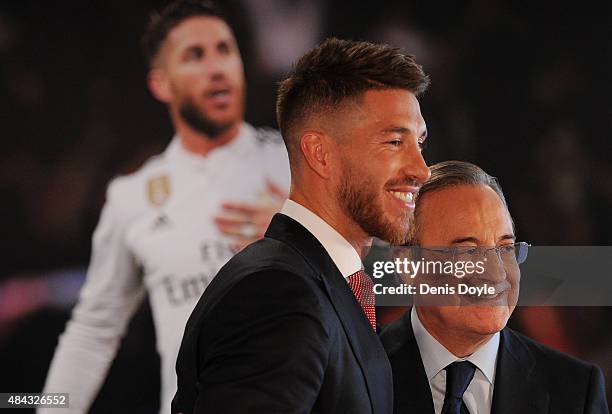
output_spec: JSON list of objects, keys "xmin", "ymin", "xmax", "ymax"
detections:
[
  {"xmin": 409, "ymin": 160, "xmax": 512, "ymax": 244},
  {"xmin": 141, "ymin": 0, "xmax": 226, "ymax": 67},
  {"xmin": 276, "ymin": 37, "xmax": 430, "ymax": 163}
]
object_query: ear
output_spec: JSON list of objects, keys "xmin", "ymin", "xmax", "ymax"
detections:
[
  {"xmin": 147, "ymin": 68, "xmax": 173, "ymax": 104},
  {"xmin": 300, "ymin": 131, "xmax": 334, "ymax": 179}
]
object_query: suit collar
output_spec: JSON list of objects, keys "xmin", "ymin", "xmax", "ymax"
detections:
[
  {"xmin": 491, "ymin": 328, "xmax": 549, "ymax": 414},
  {"xmin": 411, "ymin": 308, "xmax": 500, "ymax": 384},
  {"xmin": 264, "ymin": 213, "xmax": 345, "ymax": 280},
  {"xmin": 265, "ymin": 214, "xmax": 393, "ymax": 414},
  {"xmin": 383, "ymin": 313, "xmax": 551, "ymax": 414},
  {"xmin": 382, "ymin": 310, "xmax": 435, "ymax": 413},
  {"xmin": 280, "ymin": 199, "xmax": 362, "ymax": 278}
]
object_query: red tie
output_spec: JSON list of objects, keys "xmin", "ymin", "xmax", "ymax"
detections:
[{"xmin": 348, "ymin": 270, "xmax": 376, "ymax": 331}]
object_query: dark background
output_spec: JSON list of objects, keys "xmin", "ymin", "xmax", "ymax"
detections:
[{"xmin": 0, "ymin": 1, "xmax": 610, "ymax": 412}]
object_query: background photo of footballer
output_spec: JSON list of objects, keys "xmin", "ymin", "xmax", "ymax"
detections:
[{"xmin": 0, "ymin": 1, "xmax": 610, "ymax": 413}]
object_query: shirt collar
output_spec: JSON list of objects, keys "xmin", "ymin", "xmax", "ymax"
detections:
[
  {"xmin": 280, "ymin": 199, "xmax": 362, "ymax": 279},
  {"xmin": 166, "ymin": 122, "xmax": 253, "ymax": 168},
  {"xmin": 411, "ymin": 307, "xmax": 499, "ymax": 384}
]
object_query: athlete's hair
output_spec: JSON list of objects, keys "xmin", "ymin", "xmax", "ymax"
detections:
[
  {"xmin": 276, "ymin": 37, "xmax": 430, "ymax": 166},
  {"xmin": 141, "ymin": 0, "xmax": 227, "ymax": 67},
  {"xmin": 408, "ymin": 160, "xmax": 513, "ymax": 244}
]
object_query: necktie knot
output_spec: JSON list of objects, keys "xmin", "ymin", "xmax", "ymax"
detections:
[
  {"xmin": 348, "ymin": 270, "xmax": 376, "ymax": 331},
  {"xmin": 441, "ymin": 361, "xmax": 476, "ymax": 414},
  {"xmin": 445, "ymin": 361, "xmax": 476, "ymax": 398}
]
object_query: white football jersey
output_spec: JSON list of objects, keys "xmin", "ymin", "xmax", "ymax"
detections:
[{"xmin": 40, "ymin": 123, "xmax": 290, "ymax": 413}]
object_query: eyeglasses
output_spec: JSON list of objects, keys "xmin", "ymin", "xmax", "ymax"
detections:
[{"xmin": 418, "ymin": 242, "xmax": 530, "ymax": 264}]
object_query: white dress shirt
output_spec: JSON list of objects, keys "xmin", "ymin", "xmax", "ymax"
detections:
[
  {"xmin": 280, "ymin": 199, "xmax": 362, "ymax": 280},
  {"xmin": 411, "ymin": 307, "xmax": 500, "ymax": 414}
]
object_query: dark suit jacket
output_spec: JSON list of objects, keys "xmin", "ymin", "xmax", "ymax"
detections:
[
  {"xmin": 172, "ymin": 213, "xmax": 393, "ymax": 413},
  {"xmin": 380, "ymin": 310, "xmax": 609, "ymax": 414}
]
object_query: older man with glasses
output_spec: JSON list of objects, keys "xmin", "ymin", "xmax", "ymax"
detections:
[{"xmin": 381, "ymin": 160, "xmax": 608, "ymax": 414}]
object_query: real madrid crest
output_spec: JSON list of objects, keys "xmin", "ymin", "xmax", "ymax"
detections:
[{"xmin": 147, "ymin": 175, "xmax": 171, "ymax": 207}]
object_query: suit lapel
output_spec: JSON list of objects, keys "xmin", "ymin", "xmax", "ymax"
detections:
[
  {"xmin": 491, "ymin": 328, "xmax": 550, "ymax": 414},
  {"xmin": 383, "ymin": 316, "xmax": 550, "ymax": 414},
  {"xmin": 384, "ymin": 311, "xmax": 435, "ymax": 414},
  {"xmin": 320, "ymin": 267, "xmax": 393, "ymax": 414},
  {"xmin": 265, "ymin": 214, "xmax": 393, "ymax": 414}
]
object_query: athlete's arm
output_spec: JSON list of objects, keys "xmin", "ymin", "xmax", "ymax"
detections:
[{"xmin": 39, "ymin": 180, "xmax": 145, "ymax": 414}]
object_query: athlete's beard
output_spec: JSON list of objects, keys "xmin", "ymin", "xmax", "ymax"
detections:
[
  {"xmin": 179, "ymin": 97, "xmax": 233, "ymax": 140},
  {"xmin": 338, "ymin": 157, "xmax": 412, "ymax": 245}
]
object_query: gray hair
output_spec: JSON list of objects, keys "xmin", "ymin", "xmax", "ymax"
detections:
[{"xmin": 409, "ymin": 160, "xmax": 513, "ymax": 244}]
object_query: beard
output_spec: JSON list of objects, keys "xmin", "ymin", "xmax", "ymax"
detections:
[
  {"xmin": 178, "ymin": 97, "xmax": 233, "ymax": 140},
  {"xmin": 338, "ymin": 158, "xmax": 412, "ymax": 245}
]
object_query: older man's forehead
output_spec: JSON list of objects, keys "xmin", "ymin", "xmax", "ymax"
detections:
[{"xmin": 415, "ymin": 184, "xmax": 514, "ymax": 242}]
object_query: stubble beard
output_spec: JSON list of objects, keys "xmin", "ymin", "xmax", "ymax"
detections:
[
  {"xmin": 338, "ymin": 159, "xmax": 412, "ymax": 245},
  {"xmin": 178, "ymin": 97, "xmax": 234, "ymax": 140}
]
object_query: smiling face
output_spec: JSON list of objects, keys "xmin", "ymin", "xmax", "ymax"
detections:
[
  {"xmin": 334, "ymin": 89, "xmax": 430, "ymax": 245},
  {"xmin": 153, "ymin": 16, "xmax": 245, "ymax": 138},
  {"xmin": 415, "ymin": 184, "xmax": 519, "ymax": 345}
]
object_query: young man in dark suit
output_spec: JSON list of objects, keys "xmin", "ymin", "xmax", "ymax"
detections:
[
  {"xmin": 381, "ymin": 160, "xmax": 608, "ymax": 414},
  {"xmin": 172, "ymin": 38, "xmax": 431, "ymax": 413}
]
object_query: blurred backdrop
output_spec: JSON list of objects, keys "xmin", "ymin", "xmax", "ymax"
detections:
[{"xmin": 0, "ymin": 1, "xmax": 610, "ymax": 412}]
